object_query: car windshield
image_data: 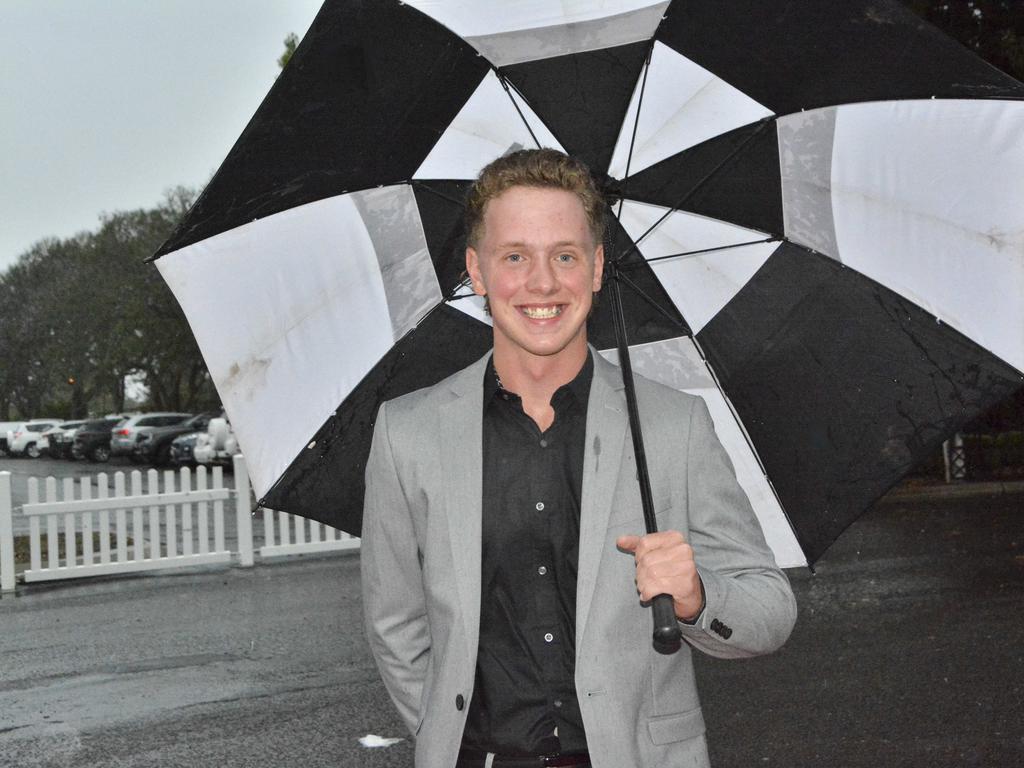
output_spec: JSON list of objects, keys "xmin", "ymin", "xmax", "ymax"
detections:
[{"xmin": 28, "ymin": 424, "xmax": 51, "ymax": 432}]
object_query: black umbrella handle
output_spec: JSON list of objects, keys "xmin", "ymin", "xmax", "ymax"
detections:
[{"xmin": 608, "ymin": 263, "xmax": 682, "ymax": 655}]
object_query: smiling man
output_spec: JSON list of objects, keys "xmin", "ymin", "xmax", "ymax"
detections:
[{"xmin": 361, "ymin": 149, "xmax": 796, "ymax": 768}]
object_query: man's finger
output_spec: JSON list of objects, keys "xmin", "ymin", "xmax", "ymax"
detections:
[
  {"xmin": 631, "ymin": 530, "xmax": 687, "ymax": 559},
  {"xmin": 616, "ymin": 534, "xmax": 642, "ymax": 553}
]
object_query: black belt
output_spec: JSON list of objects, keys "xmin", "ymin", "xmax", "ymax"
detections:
[{"xmin": 456, "ymin": 748, "xmax": 591, "ymax": 767}]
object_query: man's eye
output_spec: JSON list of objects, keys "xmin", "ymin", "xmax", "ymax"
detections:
[
  {"xmin": 557, "ymin": 253, "xmax": 575, "ymax": 263},
  {"xmin": 506, "ymin": 253, "xmax": 523, "ymax": 263}
]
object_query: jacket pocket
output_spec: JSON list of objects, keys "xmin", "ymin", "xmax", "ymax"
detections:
[{"xmin": 647, "ymin": 707, "xmax": 705, "ymax": 745}]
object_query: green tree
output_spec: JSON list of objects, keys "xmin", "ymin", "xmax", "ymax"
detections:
[
  {"xmin": 278, "ymin": 32, "xmax": 299, "ymax": 71},
  {"xmin": 0, "ymin": 188, "xmax": 218, "ymax": 420}
]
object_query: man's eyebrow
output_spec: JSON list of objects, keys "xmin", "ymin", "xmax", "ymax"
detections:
[{"xmin": 493, "ymin": 240, "xmax": 587, "ymax": 249}]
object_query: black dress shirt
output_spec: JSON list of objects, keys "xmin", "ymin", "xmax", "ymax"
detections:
[{"xmin": 461, "ymin": 353, "xmax": 593, "ymax": 756}]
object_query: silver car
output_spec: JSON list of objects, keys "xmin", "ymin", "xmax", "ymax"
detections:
[{"xmin": 109, "ymin": 413, "xmax": 192, "ymax": 458}]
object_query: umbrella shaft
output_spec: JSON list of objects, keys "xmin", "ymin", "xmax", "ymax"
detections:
[{"xmin": 608, "ymin": 267, "xmax": 658, "ymax": 536}]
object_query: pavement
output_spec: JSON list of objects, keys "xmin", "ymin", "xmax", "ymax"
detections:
[{"xmin": 1, "ymin": 473, "xmax": 1022, "ymax": 767}]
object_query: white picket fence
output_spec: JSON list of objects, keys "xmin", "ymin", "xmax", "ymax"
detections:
[{"xmin": 0, "ymin": 455, "xmax": 359, "ymax": 593}]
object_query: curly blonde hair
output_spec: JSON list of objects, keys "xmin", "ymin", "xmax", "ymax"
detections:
[{"xmin": 464, "ymin": 148, "xmax": 606, "ymax": 249}]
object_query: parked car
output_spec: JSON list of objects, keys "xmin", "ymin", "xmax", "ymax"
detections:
[
  {"xmin": 0, "ymin": 421, "xmax": 22, "ymax": 457},
  {"xmin": 5, "ymin": 419, "xmax": 64, "ymax": 458},
  {"xmin": 133, "ymin": 412, "xmax": 220, "ymax": 466},
  {"xmin": 169, "ymin": 431, "xmax": 203, "ymax": 467},
  {"xmin": 192, "ymin": 417, "xmax": 240, "ymax": 466},
  {"xmin": 41, "ymin": 420, "xmax": 89, "ymax": 458},
  {"xmin": 72, "ymin": 417, "xmax": 126, "ymax": 462},
  {"xmin": 109, "ymin": 413, "xmax": 191, "ymax": 459}
]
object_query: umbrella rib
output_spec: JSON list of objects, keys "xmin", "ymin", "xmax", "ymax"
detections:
[
  {"xmin": 498, "ymin": 73, "xmax": 542, "ymax": 149},
  {"xmin": 615, "ymin": 42, "xmax": 656, "ymax": 222},
  {"xmin": 620, "ymin": 237, "xmax": 780, "ymax": 269},
  {"xmin": 445, "ymin": 289, "xmax": 478, "ymax": 303},
  {"xmin": 612, "ymin": 118, "xmax": 773, "ymax": 265},
  {"xmin": 410, "ymin": 180, "xmax": 468, "ymax": 209},
  {"xmin": 613, "ymin": 269, "xmax": 688, "ymax": 332},
  {"xmin": 442, "ymin": 277, "xmax": 473, "ymax": 304}
]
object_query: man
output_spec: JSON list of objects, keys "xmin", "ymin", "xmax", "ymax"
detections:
[{"xmin": 361, "ymin": 149, "xmax": 797, "ymax": 768}]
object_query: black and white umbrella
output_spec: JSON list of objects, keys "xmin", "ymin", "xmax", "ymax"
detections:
[{"xmin": 153, "ymin": 0, "xmax": 1024, "ymax": 568}]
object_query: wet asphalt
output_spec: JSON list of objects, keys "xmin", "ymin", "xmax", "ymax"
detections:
[{"xmin": 0, "ymin": 471, "xmax": 1021, "ymax": 767}]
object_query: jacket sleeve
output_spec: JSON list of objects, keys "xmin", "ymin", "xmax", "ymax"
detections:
[
  {"xmin": 360, "ymin": 400, "xmax": 431, "ymax": 735},
  {"xmin": 675, "ymin": 396, "xmax": 798, "ymax": 658}
]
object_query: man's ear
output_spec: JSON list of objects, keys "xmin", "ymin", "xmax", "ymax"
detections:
[
  {"xmin": 466, "ymin": 246, "xmax": 486, "ymax": 296},
  {"xmin": 592, "ymin": 243, "xmax": 605, "ymax": 292}
]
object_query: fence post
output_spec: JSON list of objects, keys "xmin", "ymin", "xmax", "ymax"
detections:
[
  {"xmin": 1, "ymin": 472, "xmax": 14, "ymax": 593},
  {"xmin": 233, "ymin": 455, "xmax": 254, "ymax": 567}
]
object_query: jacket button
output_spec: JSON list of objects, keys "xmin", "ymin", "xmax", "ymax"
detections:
[{"xmin": 456, "ymin": 694, "xmax": 465, "ymax": 711}]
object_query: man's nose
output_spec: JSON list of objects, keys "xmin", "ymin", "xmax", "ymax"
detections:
[{"xmin": 526, "ymin": 257, "xmax": 558, "ymax": 293}]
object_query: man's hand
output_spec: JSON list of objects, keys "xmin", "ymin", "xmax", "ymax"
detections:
[{"xmin": 616, "ymin": 530, "xmax": 704, "ymax": 622}]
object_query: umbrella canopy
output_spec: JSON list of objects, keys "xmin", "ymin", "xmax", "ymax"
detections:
[{"xmin": 153, "ymin": 0, "xmax": 1024, "ymax": 567}]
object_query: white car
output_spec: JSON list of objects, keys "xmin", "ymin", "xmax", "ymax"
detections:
[
  {"xmin": 6, "ymin": 419, "xmax": 64, "ymax": 458},
  {"xmin": 193, "ymin": 417, "xmax": 240, "ymax": 466},
  {"xmin": 0, "ymin": 421, "xmax": 22, "ymax": 457}
]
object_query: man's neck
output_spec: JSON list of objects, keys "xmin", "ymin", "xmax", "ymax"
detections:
[{"xmin": 492, "ymin": 338, "xmax": 589, "ymax": 431}]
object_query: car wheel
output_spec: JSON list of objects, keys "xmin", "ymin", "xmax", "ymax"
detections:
[
  {"xmin": 91, "ymin": 445, "xmax": 111, "ymax": 462},
  {"xmin": 26, "ymin": 442, "xmax": 41, "ymax": 459}
]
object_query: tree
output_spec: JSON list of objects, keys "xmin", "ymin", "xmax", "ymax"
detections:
[
  {"xmin": 903, "ymin": 0, "xmax": 1024, "ymax": 81},
  {"xmin": 278, "ymin": 32, "xmax": 299, "ymax": 71},
  {"xmin": 0, "ymin": 187, "xmax": 219, "ymax": 420}
]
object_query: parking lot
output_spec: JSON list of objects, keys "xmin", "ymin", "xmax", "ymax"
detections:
[{"xmin": 1, "ymin": 454, "xmax": 245, "ymax": 551}]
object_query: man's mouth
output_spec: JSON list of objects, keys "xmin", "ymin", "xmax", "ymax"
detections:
[{"xmin": 520, "ymin": 305, "xmax": 563, "ymax": 319}]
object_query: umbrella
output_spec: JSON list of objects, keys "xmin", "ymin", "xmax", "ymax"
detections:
[{"xmin": 152, "ymin": 0, "xmax": 1024, "ymax": 569}]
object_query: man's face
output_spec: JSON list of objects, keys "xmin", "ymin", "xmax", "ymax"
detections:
[{"xmin": 466, "ymin": 186, "xmax": 604, "ymax": 364}]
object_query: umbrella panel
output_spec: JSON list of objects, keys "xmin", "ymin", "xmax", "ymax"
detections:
[
  {"xmin": 261, "ymin": 304, "xmax": 493, "ymax": 535},
  {"xmin": 700, "ymin": 242, "xmax": 1024, "ymax": 561}
]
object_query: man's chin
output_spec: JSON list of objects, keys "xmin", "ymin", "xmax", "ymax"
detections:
[{"xmin": 493, "ymin": 327, "xmax": 589, "ymax": 361}]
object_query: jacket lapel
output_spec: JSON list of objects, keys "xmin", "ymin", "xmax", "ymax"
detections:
[
  {"xmin": 439, "ymin": 353, "xmax": 489, "ymax": 655},
  {"xmin": 576, "ymin": 351, "xmax": 627, "ymax": 646}
]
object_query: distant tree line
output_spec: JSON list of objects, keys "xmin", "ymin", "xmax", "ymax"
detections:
[
  {"xmin": 0, "ymin": 188, "xmax": 220, "ymax": 421},
  {"xmin": 904, "ymin": 0, "xmax": 1024, "ymax": 82}
]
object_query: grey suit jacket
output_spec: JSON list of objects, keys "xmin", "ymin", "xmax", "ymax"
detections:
[{"xmin": 361, "ymin": 350, "xmax": 797, "ymax": 768}]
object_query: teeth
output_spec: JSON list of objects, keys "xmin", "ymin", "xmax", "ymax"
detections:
[{"xmin": 522, "ymin": 306, "xmax": 562, "ymax": 319}]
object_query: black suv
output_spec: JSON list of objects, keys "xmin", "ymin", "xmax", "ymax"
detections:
[
  {"xmin": 72, "ymin": 418, "xmax": 125, "ymax": 462},
  {"xmin": 133, "ymin": 412, "xmax": 220, "ymax": 466}
]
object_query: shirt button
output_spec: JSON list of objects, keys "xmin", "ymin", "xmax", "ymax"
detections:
[
  {"xmin": 544, "ymin": 632, "xmax": 554, "ymax": 643},
  {"xmin": 539, "ymin": 439, "xmax": 548, "ymax": 448},
  {"xmin": 554, "ymin": 699, "xmax": 563, "ymax": 708},
  {"xmin": 537, "ymin": 566, "xmax": 547, "ymax": 575},
  {"xmin": 535, "ymin": 502, "xmax": 545, "ymax": 511}
]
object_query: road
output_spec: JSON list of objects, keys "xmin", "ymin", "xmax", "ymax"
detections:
[{"xmin": 1, "ymin": 484, "xmax": 1022, "ymax": 767}]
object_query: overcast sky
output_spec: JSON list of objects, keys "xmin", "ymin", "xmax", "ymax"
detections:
[{"xmin": 1, "ymin": 0, "xmax": 324, "ymax": 272}]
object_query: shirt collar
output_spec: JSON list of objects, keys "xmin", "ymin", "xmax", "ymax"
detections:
[{"xmin": 483, "ymin": 350, "xmax": 594, "ymax": 408}]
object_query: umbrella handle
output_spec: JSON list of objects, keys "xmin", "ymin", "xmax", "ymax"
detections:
[{"xmin": 652, "ymin": 594, "xmax": 683, "ymax": 654}]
